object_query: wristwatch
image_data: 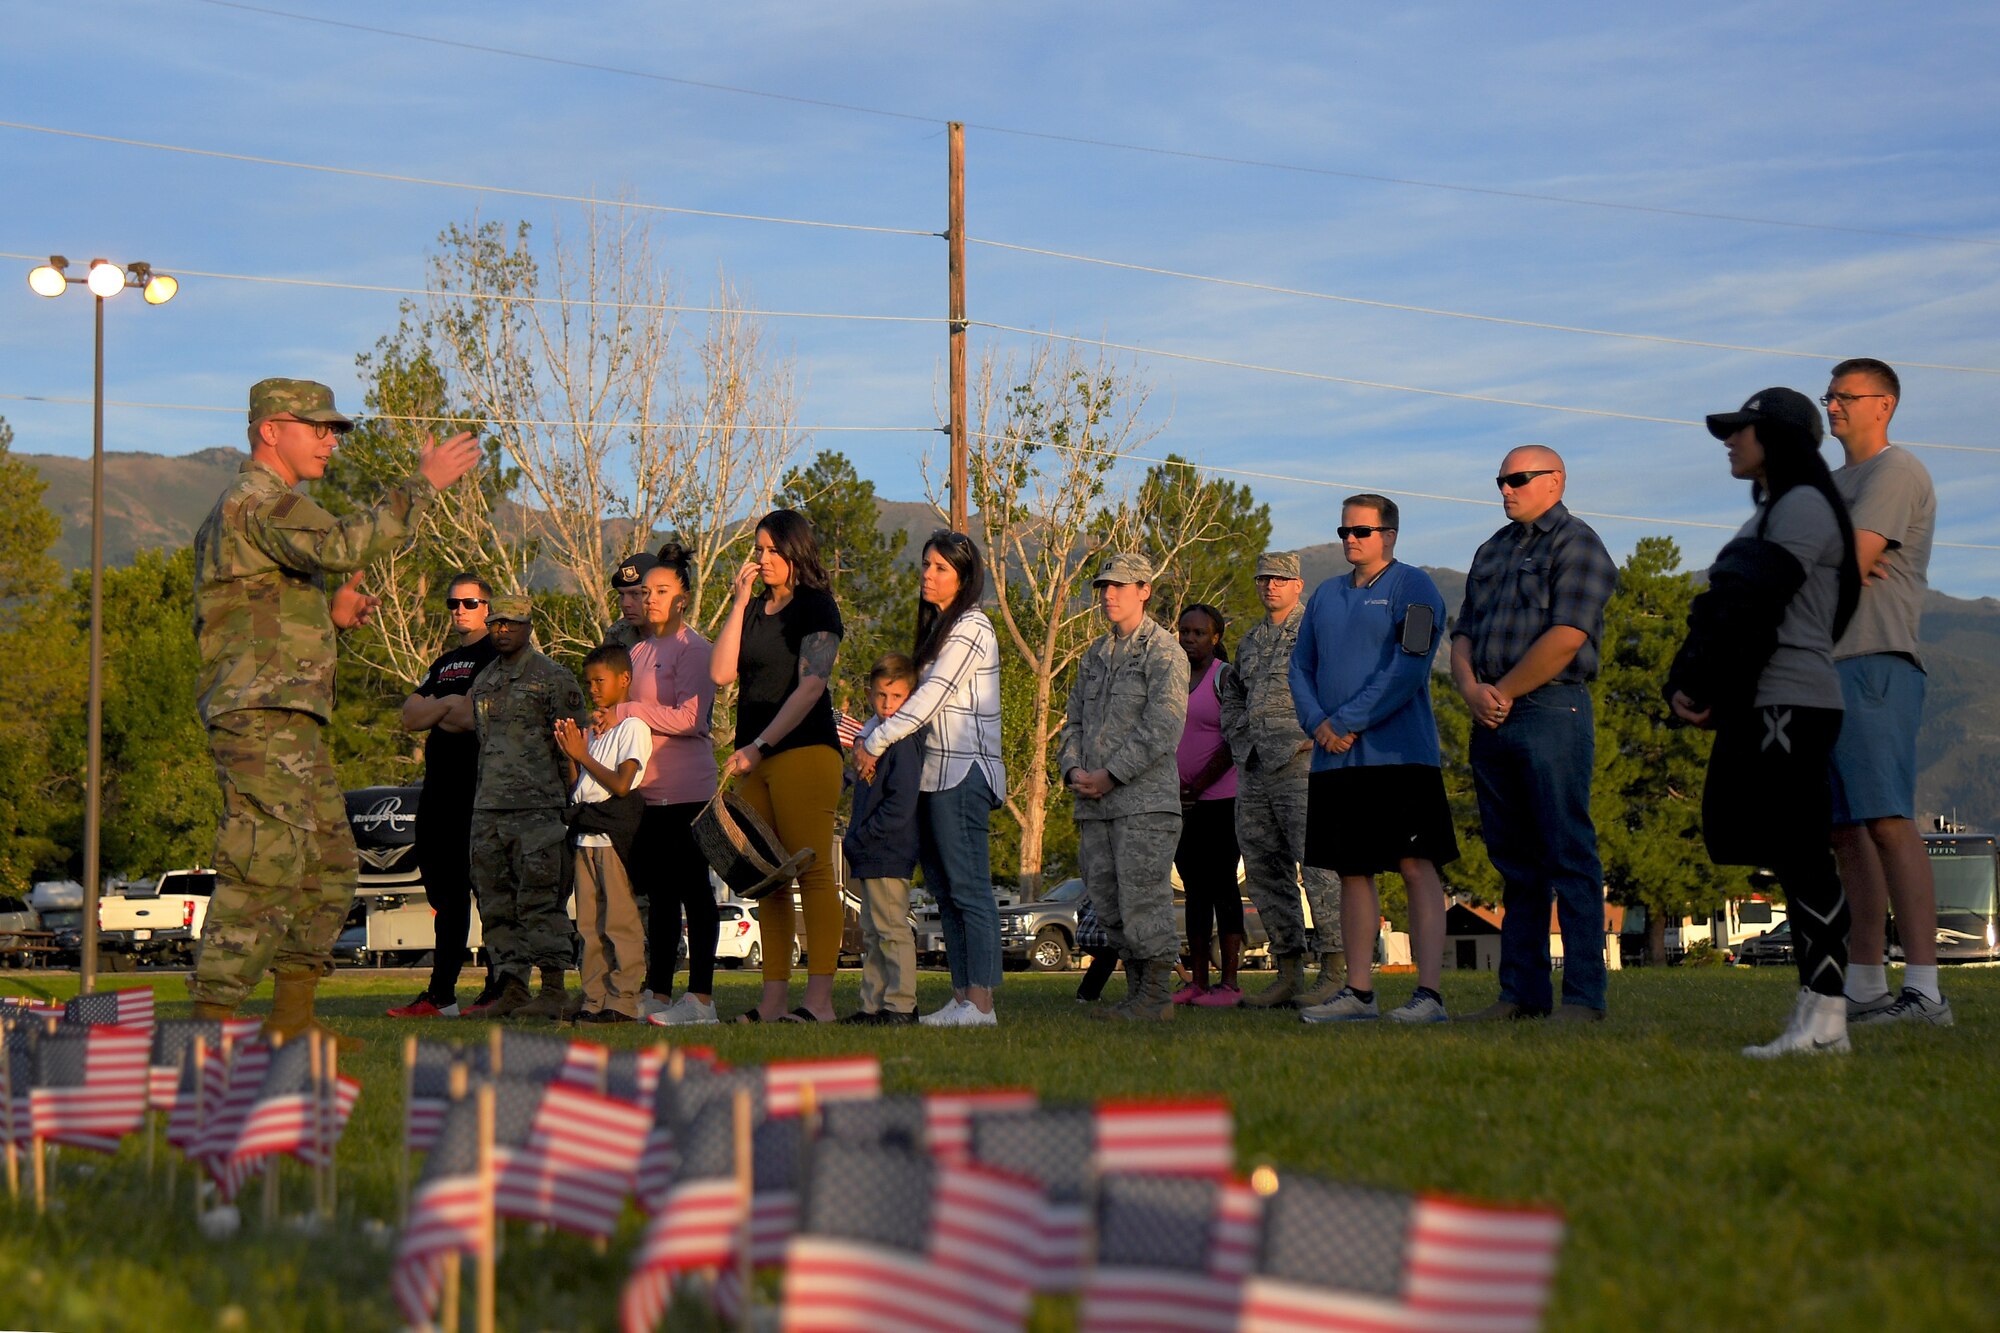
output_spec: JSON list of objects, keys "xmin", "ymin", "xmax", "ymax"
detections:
[{"xmin": 755, "ymin": 737, "xmax": 776, "ymax": 757}]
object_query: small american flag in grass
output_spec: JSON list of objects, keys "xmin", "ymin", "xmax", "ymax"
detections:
[
  {"xmin": 778, "ymin": 1140, "xmax": 1043, "ymax": 1333},
  {"xmin": 1238, "ymin": 1177, "xmax": 1565, "ymax": 1333},
  {"xmin": 26, "ymin": 1025, "xmax": 152, "ymax": 1153},
  {"xmin": 488, "ymin": 1075, "xmax": 651, "ymax": 1236},
  {"xmin": 393, "ymin": 1092, "xmax": 490, "ymax": 1327},
  {"xmin": 1079, "ymin": 1173, "xmax": 1262, "ymax": 1333},
  {"xmin": 228, "ymin": 1038, "xmax": 362, "ymax": 1168},
  {"xmin": 64, "ymin": 987, "xmax": 156, "ymax": 1034},
  {"xmin": 148, "ymin": 1018, "xmax": 261, "ymax": 1112}
]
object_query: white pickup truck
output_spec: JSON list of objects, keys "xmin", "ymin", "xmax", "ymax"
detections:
[{"xmin": 97, "ymin": 868, "xmax": 216, "ymax": 968}]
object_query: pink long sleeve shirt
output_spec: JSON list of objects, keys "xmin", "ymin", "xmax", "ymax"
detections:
[{"xmin": 611, "ymin": 625, "xmax": 719, "ymax": 806}]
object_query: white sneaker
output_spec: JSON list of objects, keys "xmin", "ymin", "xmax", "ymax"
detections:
[
  {"xmin": 1743, "ymin": 988, "xmax": 1851, "ymax": 1058},
  {"xmin": 1299, "ymin": 987, "xmax": 1380, "ymax": 1024},
  {"xmin": 1864, "ymin": 988, "xmax": 1955, "ymax": 1028},
  {"xmin": 1386, "ymin": 992, "xmax": 1448, "ymax": 1024},
  {"xmin": 1844, "ymin": 991, "xmax": 1897, "ymax": 1024},
  {"xmin": 639, "ymin": 993, "xmax": 673, "ymax": 1020},
  {"xmin": 646, "ymin": 993, "xmax": 719, "ymax": 1027},
  {"xmin": 954, "ymin": 1004, "xmax": 998, "ymax": 1029},
  {"xmin": 919, "ymin": 999, "xmax": 969, "ymax": 1027}
]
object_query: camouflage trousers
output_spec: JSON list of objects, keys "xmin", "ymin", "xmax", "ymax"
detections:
[
  {"xmin": 469, "ymin": 808, "xmax": 575, "ymax": 985},
  {"xmin": 1235, "ymin": 757, "xmax": 1342, "ymax": 957},
  {"xmin": 189, "ymin": 709, "xmax": 358, "ymax": 1007},
  {"xmin": 1077, "ymin": 811, "xmax": 1182, "ymax": 963}
]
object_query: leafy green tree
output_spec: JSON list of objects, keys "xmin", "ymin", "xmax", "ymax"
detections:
[
  {"xmin": 0, "ymin": 418, "xmax": 86, "ymax": 889},
  {"xmin": 777, "ymin": 450, "xmax": 910, "ymax": 713},
  {"xmin": 84, "ymin": 548, "xmax": 220, "ymax": 876},
  {"xmin": 1431, "ymin": 676, "xmax": 1501, "ymax": 904},
  {"xmin": 1590, "ymin": 537, "xmax": 1731, "ymax": 964},
  {"xmin": 1125, "ymin": 454, "xmax": 1271, "ymax": 641}
]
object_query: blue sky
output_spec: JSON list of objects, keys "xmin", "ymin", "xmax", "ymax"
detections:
[{"xmin": 4, "ymin": 0, "xmax": 1996, "ymax": 592}]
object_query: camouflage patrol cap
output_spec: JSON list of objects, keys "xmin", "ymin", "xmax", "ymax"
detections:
[
  {"xmin": 248, "ymin": 378, "xmax": 353, "ymax": 430},
  {"xmin": 486, "ymin": 593, "xmax": 534, "ymax": 624},
  {"xmin": 1091, "ymin": 551, "xmax": 1156, "ymax": 586},
  {"xmin": 1254, "ymin": 551, "xmax": 1301, "ymax": 580},
  {"xmin": 609, "ymin": 552, "xmax": 658, "ymax": 589}
]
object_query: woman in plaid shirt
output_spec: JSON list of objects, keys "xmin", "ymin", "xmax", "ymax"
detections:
[{"xmin": 855, "ymin": 531, "xmax": 1008, "ymax": 1028}]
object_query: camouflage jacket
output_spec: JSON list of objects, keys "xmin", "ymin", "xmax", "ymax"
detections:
[
  {"xmin": 1057, "ymin": 616, "xmax": 1190, "ymax": 820},
  {"xmin": 600, "ymin": 620, "xmax": 644, "ymax": 652},
  {"xmin": 193, "ymin": 458, "xmax": 435, "ymax": 725},
  {"xmin": 471, "ymin": 646, "xmax": 590, "ymax": 810},
  {"xmin": 1219, "ymin": 603, "xmax": 1312, "ymax": 775}
]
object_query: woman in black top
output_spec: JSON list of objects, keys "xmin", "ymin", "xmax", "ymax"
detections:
[{"xmin": 710, "ymin": 509, "xmax": 846, "ymax": 1022}]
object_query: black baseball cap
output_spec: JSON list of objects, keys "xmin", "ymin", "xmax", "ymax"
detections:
[
  {"xmin": 1705, "ymin": 387, "xmax": 1824, "ymax": 444},
  {"xmin": 609, "ymin": 552, "xmax": 659, "ymax": 589}
]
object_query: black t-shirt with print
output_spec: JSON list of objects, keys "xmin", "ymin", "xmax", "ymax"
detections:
[
  {"xmin": 414, "ymin": 634, "xmax": 499, "ymax": 814},
  {"xmin": 733, "ymin": 587, "xmax": 843, "ymax": 755}
]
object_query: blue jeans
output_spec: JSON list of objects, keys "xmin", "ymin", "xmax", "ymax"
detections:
[
  {"xmin": 1469, "ymin": 683, "xmax": 1607, "ymax": 1011},
  {"xmin": 918, "ymin": 767, "xmax": 1002, "ymax": 991}
]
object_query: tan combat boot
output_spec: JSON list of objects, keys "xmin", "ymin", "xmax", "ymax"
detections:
[
  {"xmin": 1112, "ymin": 958, "xmax": 1177, "ymax": 1023},
  {"xmin": 1089, "ymin": 959, "xmax": 1140, "ymax": 1021},
  {"xmin": 512, "ymin": 968, "xmax": 571, "ymax": 1021},
  {"xmin": 264, "ymin": 970, "xmax": 364, "ymax": 1052},
  {"xmin": 1241, "ymin": 952, "xmax": 1305, "ymax": 1008},
  {"xmin": 1294, "ymin": 952, "xmax": 1348, "ymax": 1009},
  {"xmin": 190, "ymin": 1000, "xmax": 238, "ymax": 1022}
]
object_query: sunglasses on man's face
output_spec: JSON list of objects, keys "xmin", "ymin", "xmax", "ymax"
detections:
[
  {"xmin": 1495, "ymin": 469, "xmax": 1558, "ymax": 491},
  {"xmin": 445, "ymin": 597, "xmax": 488, "ymax": 610},
  {"xmin": 1337, "ymin": 525, "xmax": 1395, "ymax": 540}
]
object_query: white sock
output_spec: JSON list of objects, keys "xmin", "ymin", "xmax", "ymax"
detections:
[
  {"xmin": 1903, "ymin": 964, "xmax": 1941, "ymax": 1005},
  {"xmin": 1845, "ymin": 964, "xmax": 1889, "ymax": 1003}
]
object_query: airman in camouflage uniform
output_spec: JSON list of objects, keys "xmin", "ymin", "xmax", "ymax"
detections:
[
  {"xmin": 1218, "ymin": 551, "xmax": 1344, "ymax": 1008},
  {"xmin": 600, "ymin": 551, "xmax": 656, "ymax": 651},
  {"xmin": 1057, "ymin": 553, "xmax": 1190, "ymax": 1021},
  {"xmin": 467, "ymin": 594, "xmax": 592, "ymax": 1020},
  {"xmin": 188, "ymin": 378, "xmax": 480, "ymax": 1036}
]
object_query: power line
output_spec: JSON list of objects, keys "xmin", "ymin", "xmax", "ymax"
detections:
[
  {"xmin": 973, "ymin": 320, "xmax": 2000, "ymax": 456},
  {"xmin": 0, "ymin": 252, "xmax": 942, "ymax": 325},
  {"xmin": 0, "ymin": 121, "xmax": 937, "ymax": 239},
  {"xmin": 188, "ymin": 0, "xmax": 2000, "ymax": 249},
  {"xmin": 975, "ymin": 431, "xmax": 2000, "ymax": 553},
  {"xmin": 969, "ymin": 238, "xmax": 2000, "ymax": 376}
]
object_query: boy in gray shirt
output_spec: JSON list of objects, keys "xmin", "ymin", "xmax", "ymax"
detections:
[{"xmin": 1823, "ymin": 358, "xmax": 1951, "ymax": 1027}]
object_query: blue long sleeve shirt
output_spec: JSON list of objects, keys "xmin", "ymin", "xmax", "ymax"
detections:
[{"xmin": 1289, "ymin": 562, "xmax": 1447, "ymax": 771}]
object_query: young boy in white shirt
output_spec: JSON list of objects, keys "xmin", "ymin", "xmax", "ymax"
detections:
[{"xmin": 556, "ymin": 644, "xmax": 653, "ymax": 1023}]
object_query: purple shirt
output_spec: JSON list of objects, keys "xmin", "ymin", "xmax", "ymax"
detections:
[{"xmin": 1177, "ymin": 657, "xmax": 1239, "ymax": 800}]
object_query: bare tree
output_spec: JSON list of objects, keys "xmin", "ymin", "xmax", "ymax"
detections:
[{"xmin": 930, "ymin": 341, "xmax": 1237, "ymax": 891}]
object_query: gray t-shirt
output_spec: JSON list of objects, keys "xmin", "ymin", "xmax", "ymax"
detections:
[
  {"xmin": 1831, "ymin": 444, "xmax": 1933, "ymax": 667},
  {"xmin": 1735, "ymin": 487, "xmax": 1844, "ymax": 711}
]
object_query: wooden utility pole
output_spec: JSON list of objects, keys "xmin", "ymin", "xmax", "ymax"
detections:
[{"xmin": 947, "ymin": 121, "xmax": 968, "ymax": 533}]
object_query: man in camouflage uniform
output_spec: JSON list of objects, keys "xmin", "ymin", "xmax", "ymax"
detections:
[
  {"xmin": 1219, "ymin": 551, "xmax": 1344, "ymax": 1008},
  {"xmin": 601, "ymin": 551, "xmax": 656, "ymax": 651},
  {"xmin": 188, "ymin": 378, "xmax": 479, "ymax": 1038},
  {"xmin": 1057, "ymin": 553, "xmax": 1190, "ymax": 1022},
  {"xmin": 464, "ymin": 594, "xmax": 592, "ymax": 1021}
]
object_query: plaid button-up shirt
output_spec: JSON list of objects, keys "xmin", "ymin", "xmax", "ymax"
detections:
[{"xmin": 1453, "ymin": 502, "xmax": 1617, "ymax": 685}]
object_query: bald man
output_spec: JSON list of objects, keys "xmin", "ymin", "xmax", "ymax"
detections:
[{"xmin": 1450, "ymin": 447, "xmax": 1619, "ymax": 1022}]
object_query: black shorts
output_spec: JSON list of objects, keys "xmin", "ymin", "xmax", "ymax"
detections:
[{"xmin": 1303, "ymin": 764, "xmax": 1460, "ymax": 876}]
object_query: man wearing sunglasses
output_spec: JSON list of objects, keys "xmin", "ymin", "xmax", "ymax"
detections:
[
  {"xmin": 1822, "ymin": 359, "xmax": 1950, "ymax": 1027},
  {"xmin": 1450, "ymin": 446, "xmax": 1617, "ymax": 1022},
  {"xmin": 188, "ymin": 378, "xmax": 480, "ymax": 1044},
  {"xmin": 388, "ymin": 573, "xmax": 500, "ymax": 1019}
]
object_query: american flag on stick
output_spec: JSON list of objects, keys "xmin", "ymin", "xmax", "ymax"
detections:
[
  {"xmin": 64, "ymin": 987, "xmax": 156, "ymax": 1035},
  {"xmin": 404, "ymin": 1038, "xmax": 473, "ymax": 1154},
  {"xmin": 621, "ymin": 1098, "xmax": 805, "ymax": 1333},
  {"xmin": 473, "ymin": 1028, "xmax": 612, "ymax": 1089},
  {"xmin": 229, "ymin": 1037, "xmax": 362, "ymax": 1168},
  {"xmin": 393, "ymin": 1088, "xmax": 491, "ymax": 1327},
  {"xmin": 1237, "ymin": 1176, "xmax": 1565, "ymax": 1333},
  {"xmin": 967, "ymin": 1098, "xmax": 1237, "ymax": 1292},
  {"xmin": 1079, "ymin": 1173, "xmax": 1263, "ymax": 1333},
  {"xmin": 778, "ymin": 1139, "xmax": 1043, "ymax": 1333},
  {"xmin": 149, "ymin": 1018, "xmax": 261, "ymax": 1112},
  {"xmin": 180, "ymin": 1036, "xmax": 273, "ymax": 1203},
  {"xmin": 26, "ymin": 1025, "xmax": 152, "ymax": 1154},
  {"xmin": 487, "ymin": 1074, "xmax": 651, "ymax": 1235}
]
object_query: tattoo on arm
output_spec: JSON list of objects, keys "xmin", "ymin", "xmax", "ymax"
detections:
[{"xmin": 799, "ymin": 630, "xmax": 839, "ymax": 681}]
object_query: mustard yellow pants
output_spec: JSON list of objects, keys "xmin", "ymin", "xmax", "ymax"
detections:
[{"xmin": 735, "ymin": 744, "xmax": 844, "ymax": 979}]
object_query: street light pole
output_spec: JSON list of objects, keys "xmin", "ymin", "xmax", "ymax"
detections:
[{"xmin": 27, "ymin": 256, "xmax": 177, "ymax": 995}]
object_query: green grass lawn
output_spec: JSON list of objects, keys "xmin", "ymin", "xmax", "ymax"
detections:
[{"xmin": 1, "ymin": 964, "xmax": 1995, "ymax": 1332}]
